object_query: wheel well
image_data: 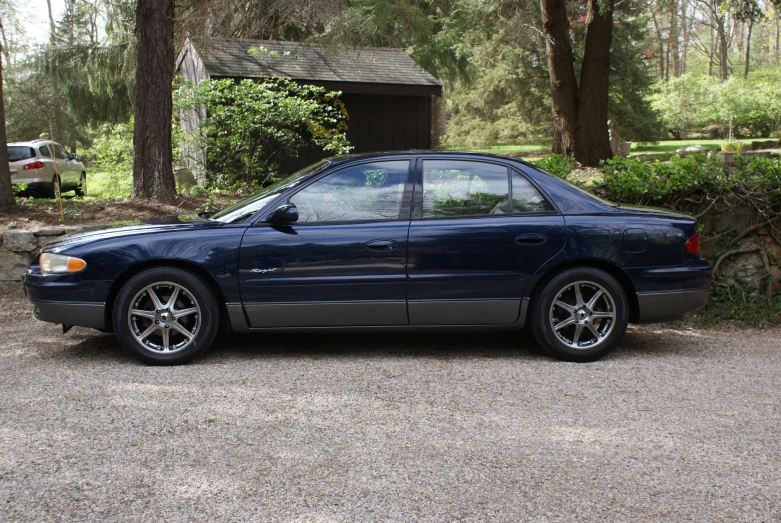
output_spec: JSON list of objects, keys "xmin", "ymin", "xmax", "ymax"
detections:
[
  {"xmin": 104, "ymin": 260, "xmax": 229, "ymax": 332},
  {"xmin": 527, "ymin": 260, "xmax": 640, "ymax": 322}
]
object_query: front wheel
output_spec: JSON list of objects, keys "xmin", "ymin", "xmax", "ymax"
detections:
[
  {"xmin": 530, "ymin": 268, "xmax": 628, "ymax": 362},
  {"xmin": 75, "ymin": 172, "xmax": 87, "ymax": 197},
  {"xmin": 113, "ymin": 267, "xmax": 219, "ymax": 365},
  {"xmin": 49, "ymin": 175, "xmax": 61, "ymax": 199}
]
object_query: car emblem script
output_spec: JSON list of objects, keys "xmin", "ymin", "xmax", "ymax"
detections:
[{"xmin": 251, "ymin": 268, "xmax": 278, "ymax": 274}]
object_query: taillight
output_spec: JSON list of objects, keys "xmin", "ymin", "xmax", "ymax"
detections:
[
  {"xmin": 23, "ymin": 161, "xmax": 45, "ymax": 170},
  {"xmin": 684, "ymin": 233, "xmax": 701, "ymax": 255}
]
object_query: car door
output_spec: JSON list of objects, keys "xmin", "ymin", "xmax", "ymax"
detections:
[
  {"xmin": 406, "ymin": 158, "xmax": 566, "ymax": 325},
  {"xmin": 239, "ymin": 159, "xmax": 414, "ymax": 328},
  {"xmin": 52, "ymin": 143, "xmax": 77, "ymax": 188}
]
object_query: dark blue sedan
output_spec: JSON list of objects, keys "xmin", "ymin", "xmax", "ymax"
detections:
[{"xmin": 23, "ymin": 152, "xmax": 712, "ymax": 364}]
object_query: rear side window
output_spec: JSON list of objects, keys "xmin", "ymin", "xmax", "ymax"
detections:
[
  {"xmin": 421, "ymin": 160, "xmax": 509, "ymax": 217},
  {"xmin": 8, "ymin": 147, "xmax": 36, "ymax": 161},
  {"xmin": 512, "ymin": 172, "xmax": 551, "ymax": 212},
  {"xmin": 38, "ymin": 145, "xmax": 52, "ymax": 158},
  {"xmin": 420, "ymin": 160, "xmax": 552, "ymax": 217}
]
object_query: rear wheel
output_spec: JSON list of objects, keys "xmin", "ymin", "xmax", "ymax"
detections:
[
  {"xmin": 113, "ymin": 267, "xmax": 219, "ymax": 365},
  {"xmin": 530, "ymin": 267, "xmax": 628, "ymax": 362},
  {"xmin": 75, "ymin": 172, "xmax": 87, "ymax": 197}
]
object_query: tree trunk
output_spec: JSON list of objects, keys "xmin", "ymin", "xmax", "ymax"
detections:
[
  {"xmin": 132, "ymin": 0, "xmax": 176, "ymax": 203},
  {"xmin": 575, "ymin": 0, "xmax": 614, "ymax": 167},
  {"xmin": 717, "ymin": 13, "xmax": 729, "ymax": 81},
  {"xmin": 670, "ymin": 0, "xmax": 680, "ymax": 77},
  {"xmin": 743, "ymin": 19, "xmax": 753, "ymax": 79},
  {"xmin": 651, "ymin": 9, "xmax": 665, "ymax": 79},
  {"xmin": 0, "ymin": 47, "xmax": 14, "ymax": 208},
  {"xmin": 539, "ymin": 0, "xmax": 579, "ymax": 157},
  {"xmin": 46, "ymin": 0, "xmax": 56, "ymax": 41}
]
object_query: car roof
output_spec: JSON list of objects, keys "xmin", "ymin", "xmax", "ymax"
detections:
[
  {"xmin": 8, "ymin": 140, "xmax": 57, "ymax": 146},
  {"xmin": 323, "ymin": 150, "xmax": 520, "ymax": 166}
]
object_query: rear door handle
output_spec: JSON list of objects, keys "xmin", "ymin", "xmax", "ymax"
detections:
[
  {"xmin": 515, "ymin": 233, "xmax": 546, "ymax": 246},
  {"xmin": 365, "ymin": 239, "xmax": 398, "ymax": 252}
]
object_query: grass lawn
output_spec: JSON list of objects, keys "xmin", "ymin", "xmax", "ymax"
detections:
[{"xmin": 454, "ymin": 137, "xmax": 772, "ymax": 158}]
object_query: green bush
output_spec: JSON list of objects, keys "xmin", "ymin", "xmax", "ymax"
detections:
[
  {"xmin": 597, "ymin": 154, "xmax": 781, "ymax": 208},
  {"xmin": 89, "ymin": 120, "xmax": 134, "ymax": 198},
  {"xmin": 175, "ymin": 78, "xmax": 352, "ymax": 190},
  {"xmin": 529, "ymin": 154, "xmax": 578, "ymax": 179}
]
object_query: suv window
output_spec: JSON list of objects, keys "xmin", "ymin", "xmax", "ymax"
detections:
[
  {"xmin": 8, "ymin": 147, "xmax": 36, "ymax": 161},
  {"xmin": 53, "ymin": 144, "xmax": 70, "ymax": 160},
  {"xmin": 421, "ymin": 160, "xmax": 510, "ymax": 217},
  {"xmin": 38, "ymin": 145, "xmax": 52, "ymax": 158},
  {"xmin": 290, "ymin": 161, "xmax": 409, "ymax": 223}
]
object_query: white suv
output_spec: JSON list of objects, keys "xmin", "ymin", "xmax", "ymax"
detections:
[{"xmin": 8, "ymin": 140, "xmax": 86, "ymax": 198}]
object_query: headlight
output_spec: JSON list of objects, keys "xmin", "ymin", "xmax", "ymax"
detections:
[{"xmin": 40, "ymin": 253, "xmax": 87, "ymax": 274}]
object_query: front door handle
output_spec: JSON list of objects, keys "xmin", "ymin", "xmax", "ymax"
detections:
[
  {"xmin": 515, "ymin": 233, "xmax": 546, "ymax": 246},
  {"xmin": 365, "ymin": 239, "xmax": 398, "ymax": 252}
]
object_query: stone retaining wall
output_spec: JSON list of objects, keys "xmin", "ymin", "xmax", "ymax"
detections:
[{"xmin": 0, "ymin": 227, "xmax": 84, "ymax": 294}]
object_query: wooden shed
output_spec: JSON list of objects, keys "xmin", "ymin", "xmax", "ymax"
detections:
[{"xmin": 175, "ymin": 37, "xmax": 443, "ymax": 175}]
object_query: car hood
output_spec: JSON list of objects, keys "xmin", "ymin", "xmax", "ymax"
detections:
[{"xmin": 43, "ymin": 215, "xmax": 225, "ymax": 253}]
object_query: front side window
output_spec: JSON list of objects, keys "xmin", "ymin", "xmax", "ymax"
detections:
[
  {"xmin": 421, "ymin": 160, "xmax": 510, "ymax": 217},
  {"xmin": 291, "ymin": 161, "xmax": 409, "ymax": 223},
  {"xmin": 54, "ymin": 144, "xmax": 70, "ymax": 160}
]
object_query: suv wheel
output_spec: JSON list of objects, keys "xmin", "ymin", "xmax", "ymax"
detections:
[
  {"xmin": 75, "ymin": 172, "xmax": 87, "ymax": 197},
  {"xmin": 49, "ymin": 175, "xmax": 61, "ymax": 199},
  {"xmin": 530, "ymin": 267, "xmax": 628, "ymax": 362},
  {"xmin": 113, "ymin": 267, "xmax": 219, "ymax": 365}
]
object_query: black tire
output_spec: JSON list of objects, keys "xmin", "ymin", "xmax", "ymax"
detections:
[
  {"xmin": 113, "ymin": 267, "xmax": 219, "ymax": 365},
  {"xmin": 75, "ymin": 172, "xmax": 87, "ymax": 197},
  {"xmin": 530, "ymin": 267, "xmax": 628, "ymax": 362},
  {"xmin": 49, "ymin": 175, "xmax": 61, "ymax": 199}
]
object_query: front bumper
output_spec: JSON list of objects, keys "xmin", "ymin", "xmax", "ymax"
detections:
[
  {"xmin": 29, "ymin": 299, "xmax": 106, "ymax": 330},
  {"xmin": 635, "ymin": 288, "xmax": 710, "ymax": 323},
  {"xmin": 23, "ymin": 271, "xmax": 109, "ymax": 330}
]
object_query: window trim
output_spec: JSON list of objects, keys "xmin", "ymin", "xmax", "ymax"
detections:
[
  {"xmin": 255, "ymin": 157, "xmax": 416, "ymax": 227},
  {"xmin": 410, "ymin": 157, "xmax": 559, "ymax": 221}
]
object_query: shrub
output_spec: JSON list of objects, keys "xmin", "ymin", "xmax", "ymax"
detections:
[
  {"xmin": 528, "ymin": 154, "xmax": 578, "ymax": 179},
  {"xmin": 175, "ymin": 78, "xmax": 352, "ymax": 190},
  {"xmin": 89, "ymin": 120, "xmax": 134, "ymax": 198}
]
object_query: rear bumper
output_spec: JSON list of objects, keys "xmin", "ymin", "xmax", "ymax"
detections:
[
  {"xmin": 635, "ymin": 288, "xmax": 709, "ymax": 323},
  {"xmin": 29, "ymin": 299, "xmax": 106, "ymax": 330}
]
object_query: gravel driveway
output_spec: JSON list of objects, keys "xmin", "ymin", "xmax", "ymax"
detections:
[{"xmin": 1, "ymin": 292, "xmax": 780, "ymax": 522}]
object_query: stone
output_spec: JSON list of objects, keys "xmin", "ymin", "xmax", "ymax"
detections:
[
  {"xmin": 0, "ymin": 281, "xmax": 24, "ymax": 295},
  {"xmin": 37, "ymin": 235, "xmax": 62, "ymax": 249},
  {"xmin": 2, "ymin": 230, "xmax": 37, "ymax": 252},
  {"xmin": 750, "ymin": 140, "xmax": 780, "ymax": 151},
  {"xmin": 175, "ymin": 168, "xmax": 198, "ymax": 190},
  {"xmin": 35, "ymin": 227, "xmax": 68, "ymax": 236},
  {"xmin": 0, "ymin": 250, "xmax": 31, "ymax": 281},
  {"xmin": 676, "ymin": 145, "xmax": 711, "ymax": 154}
]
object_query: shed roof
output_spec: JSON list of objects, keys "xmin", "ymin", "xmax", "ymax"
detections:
[{"xmin": 184, "ymin": 37, "xmax": 442, "ymax": 95}]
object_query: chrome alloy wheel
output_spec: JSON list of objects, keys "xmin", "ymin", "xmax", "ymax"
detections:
[
  {"xmin": 548, "ymin": 280, "xmax": 616, "ymax": 349},
  {"xmin": 128, "ymin": 282, "xmax": 201, "ymax": 354}
]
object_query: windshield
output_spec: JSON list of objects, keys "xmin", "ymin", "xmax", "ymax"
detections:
[
  {"xmin": 9, "ymin": 146, "xmax": 36, "ymax": 162},
  {"xmin": 210, "ymin": 160, "xmax": 331, "ymax": 223}
]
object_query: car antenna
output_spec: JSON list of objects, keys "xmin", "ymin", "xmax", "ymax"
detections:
[{"xmin": 49, "ymin": 120, "xmax": 64, "ymax": 222}]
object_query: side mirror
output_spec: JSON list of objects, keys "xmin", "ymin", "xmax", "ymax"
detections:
[{"xmin": 268, "ymin": 203, "xmax": 298, "ymax": 224}]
